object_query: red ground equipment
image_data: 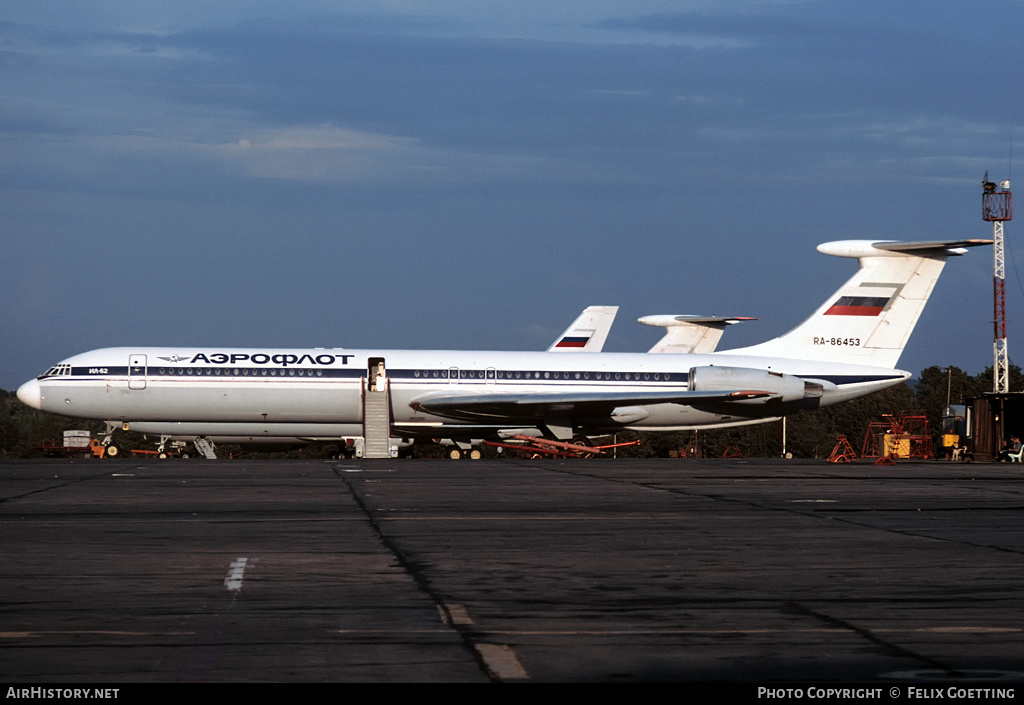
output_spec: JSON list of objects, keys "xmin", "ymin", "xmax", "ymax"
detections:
[
  {"xmin": 483, "ymin": 435, "xmax": 640, "ymax": 459},
  {"xmin": 861, "ymin": 411, "xmax": 933, "ymax": 461},
  {"xmin": 827, "ymin": 435, "xmax": 859, "ymax": 463}
]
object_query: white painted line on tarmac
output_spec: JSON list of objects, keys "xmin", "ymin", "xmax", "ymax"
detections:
[
  {"xmin": 447, "ymin": 604, "xmax": 474, "ymax": 626},
  {"xmin": 224, "ymin": 557, "xmax": 248, "ymax": 591},
  {"xmin": 436, "ymin": 604, "xmax": 526, "ymax": 680},
  {"xmin": 476, "ymin": 643, "xmax": 529, "ymax": 681}
]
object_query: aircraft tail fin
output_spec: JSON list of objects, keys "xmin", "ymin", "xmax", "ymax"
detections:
[
  {"xmin": 548, "ymin": 306, "xmax": 618, "ymax": 352},
  {"xmin": 720, "ymin": 239, "xmax": 990, "ymax": 368}
]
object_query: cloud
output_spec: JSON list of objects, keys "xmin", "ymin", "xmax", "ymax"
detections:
[{"xmin": 213, "ymin": 125, "xmax": 421, "ymax": 181}]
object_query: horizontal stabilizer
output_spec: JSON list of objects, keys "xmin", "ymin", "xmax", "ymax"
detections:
[
  {"xmin": 817, "ymin": 239, "xmax": 991, "ymax": 259},
  {"xmin": 871, "ymin": 239, "xmax": 992, "ymax": 253},
  {"xmin": 640, "ymin": 315, "xmax": 757, "ymax": 354}
]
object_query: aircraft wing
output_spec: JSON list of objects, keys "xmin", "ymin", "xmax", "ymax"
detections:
[{"xmin": 409, "ymin": 388, "xmax": 772, "ymax": 424}]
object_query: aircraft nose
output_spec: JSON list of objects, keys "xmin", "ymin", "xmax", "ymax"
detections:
[{"xmin": 17, "ymin": 378, "xmax": 42, "ymax": 410}]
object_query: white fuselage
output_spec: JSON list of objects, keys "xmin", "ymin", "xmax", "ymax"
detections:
[
  {"xmin": 18, "ymin": 346, "xmax": 909, "ymax": 443},
  {"xmin": 18, "ymin": 239, "xmax": 985, "ymax": 448}
]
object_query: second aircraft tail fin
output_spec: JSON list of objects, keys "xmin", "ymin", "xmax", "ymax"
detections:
[{"xmin": 548, "ymin": 306, "xmax": 618, "ymax": 352}]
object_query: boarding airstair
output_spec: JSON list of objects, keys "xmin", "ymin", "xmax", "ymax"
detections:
[
  {"xmin": 362, "ymin": 377, "xmax": 393, "ymax": 459},
  {"xmin": 193, "ymin": 437, "xmax": 218, "ymax": 460}
]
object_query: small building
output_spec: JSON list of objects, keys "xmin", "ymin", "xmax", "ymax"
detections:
[{"xmin": 967, "ymin": 392, "xmax": 1024, "ymax": 461}]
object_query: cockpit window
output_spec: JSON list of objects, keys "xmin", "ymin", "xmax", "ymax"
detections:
[{"xmin": 38, "ymin": 364, "xmax": 72, "ymax": 379}]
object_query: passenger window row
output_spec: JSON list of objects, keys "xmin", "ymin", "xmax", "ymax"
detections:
[{"xmin": 412, "ymin": 369, "xmax": 674, "ymax": 381}]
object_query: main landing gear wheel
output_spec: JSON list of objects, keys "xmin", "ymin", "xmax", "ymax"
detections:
[
  {"xmin": 448, "ymin": 448, "xmax": 462, "ymax": 460},
  {"xmin": 105, "ymin": 444, "xmax": 120, "ymax": 458}
]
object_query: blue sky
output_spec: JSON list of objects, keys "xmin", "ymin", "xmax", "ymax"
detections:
[{"xmin": 3, "ymin": 1, "xmax": 1022, "ymax": 391}]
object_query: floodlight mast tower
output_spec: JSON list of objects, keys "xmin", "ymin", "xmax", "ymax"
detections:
[{"xmin": 982, "ymin": 173, "xmax": 1013, "ymax": 393}]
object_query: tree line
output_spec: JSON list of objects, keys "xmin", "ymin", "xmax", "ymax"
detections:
[{"xmin": 1, "ymin": 364, "xmax": 1019, "ymax": 459}]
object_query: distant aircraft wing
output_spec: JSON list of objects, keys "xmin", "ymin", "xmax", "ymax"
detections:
[
  {"xmin": 409, "ymin": 388, "xmax": 772, "ymax": 424},
  {"xmin": 638, "ymin": 315, "xmax": 757, "ymax": 354},
  {"xmin": 548, "ymin": 306, "xmax": 619, "ymax": 352}
]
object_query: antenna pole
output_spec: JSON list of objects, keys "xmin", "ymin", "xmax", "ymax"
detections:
[{"xmin": 982, "ymin": 174, "xmax": 1013, "ymax": 392}]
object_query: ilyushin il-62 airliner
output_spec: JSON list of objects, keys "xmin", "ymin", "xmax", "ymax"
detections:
[{"xmin": 17, "ymin": 239, "xmax": 988, "ymax": 458}]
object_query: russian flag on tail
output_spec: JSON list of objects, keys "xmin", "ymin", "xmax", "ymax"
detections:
[
  {"xmin": 824, "ymin": 283, "xmax": 901, "ymax": 316},
  {"xmin": 553, "ymin": 335, "xmax": 592, "ymax": 348},
  {"xmin": 825, "ymin": 296, "xmax": 890, "ymax": 316}
]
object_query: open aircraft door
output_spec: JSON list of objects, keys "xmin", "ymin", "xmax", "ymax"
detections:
[
  {"xmin": 367, "ymin": 357, "xmax": 387, "ymax": 392},
  {"xmin": 128, "ymin": 354, "xmax": 147, "ymax": 390}
]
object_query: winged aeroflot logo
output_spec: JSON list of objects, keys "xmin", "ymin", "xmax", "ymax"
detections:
[{"xmin": 157, "ymin": 355, "xmax": 190, "ymax": 363}]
